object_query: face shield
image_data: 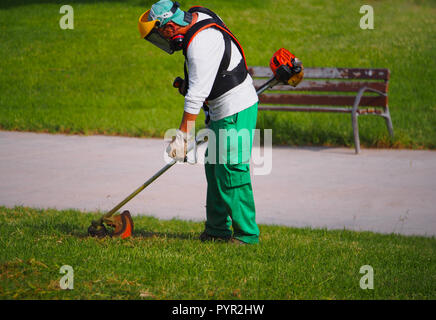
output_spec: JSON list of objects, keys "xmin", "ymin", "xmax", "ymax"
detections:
[{"xmin": 138, "ymin": 10, "xmax": 175, "ymax": 54}]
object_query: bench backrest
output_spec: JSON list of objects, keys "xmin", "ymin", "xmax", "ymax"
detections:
[{"xmin": 249, "ymin": 67, "xmax": 390, "ymax": 107}]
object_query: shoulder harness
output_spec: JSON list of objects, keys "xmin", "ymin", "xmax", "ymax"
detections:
[{"xmin": 182, "ymin": 6, "xmax": 248, "ymax": 101}]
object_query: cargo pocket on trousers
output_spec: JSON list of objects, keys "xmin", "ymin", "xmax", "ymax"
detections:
[{"xmin": 222, "ymin": 163, "xmax": 251, "ymax": 188}]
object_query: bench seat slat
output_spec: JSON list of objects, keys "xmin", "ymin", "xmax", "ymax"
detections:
[
  {"xmin": 254, "ymin": 79, "xmax": 388, "ymax": 93},
  {"xmin": 258, "ymin": 105, "xmax": 352, "ymax": 113},
  {"xmin": 259, "ymin": 93, "xmax": 388, "ymax": 107},
  {"xmin": 258, "ymin": 105, "xmax": 384, "ymax": 115},
  {"xmin": 249, "ymin": 67, "xmax": 390, "ymax": 80}
]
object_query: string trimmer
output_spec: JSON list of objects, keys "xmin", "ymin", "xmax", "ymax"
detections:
[{"xmin": 87, "ymin": 48, "xmax": 303, "ymax": 239}]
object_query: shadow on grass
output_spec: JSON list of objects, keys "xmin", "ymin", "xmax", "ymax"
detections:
[
  {"xmin": 51, "ymin": 221, "xmax": 197, "ymax": 241},
  {"xmin": 51, "ymin": 222, "xmax": 89, "ymax": 238},
  {"xmin": 133, "ymin": 229, "xmax": 198, "ymax": 241},
  {"xmin": 257, "ymin": 111, "xmax": 395, "ymax": 149}
]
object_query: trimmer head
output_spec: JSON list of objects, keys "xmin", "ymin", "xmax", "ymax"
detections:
[
  {"xmin": 88, "ymin": 210, "xmax": 134, "ymax": 239},
  {"xmin": 88, "ymin": 223, "xmax": 108, "ymax": 238},
  {"xmin": 106, "ymin": 210, "xmax": 134, "ymax": 239}
]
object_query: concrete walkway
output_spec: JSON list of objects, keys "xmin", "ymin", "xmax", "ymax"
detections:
[{"xmin": 1, "ymin": 131, "xmax": 435, "ymax": 237}]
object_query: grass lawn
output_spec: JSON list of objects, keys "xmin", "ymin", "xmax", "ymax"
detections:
[
  {"xmin": 0, "ymin": 0, "xmax": 435, "ymax": 149},
  {"xmin": 1, "ymin": 206, "xmax": 435, "ymax": 300}
]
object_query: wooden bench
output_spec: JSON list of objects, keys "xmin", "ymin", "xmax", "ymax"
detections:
[{"xmin": 249, "ymin": 66, "xmax": 394, "ymax": 154}]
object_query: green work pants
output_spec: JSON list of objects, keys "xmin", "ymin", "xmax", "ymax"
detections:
[{"xmin": 204, "ymin": 102, "xmax": 259, "ymax": 244}]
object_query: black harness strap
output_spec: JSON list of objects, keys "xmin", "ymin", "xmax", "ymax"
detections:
[{"xmin": 182, "ymin": 7, "xmax": 248, "ymax": 101}]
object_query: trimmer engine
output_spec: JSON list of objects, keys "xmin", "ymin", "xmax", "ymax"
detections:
[{"xmin": 270, "ymin": 48, "xmax": 304, "ymax": 87}]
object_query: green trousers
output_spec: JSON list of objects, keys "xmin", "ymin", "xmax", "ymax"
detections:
[{"xmin": 204, "ymin": 102, "xmax": 259, "ymax": 244}]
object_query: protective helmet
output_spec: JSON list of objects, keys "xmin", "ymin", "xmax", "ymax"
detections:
[{"xmin": 138, "ymin": 0, "xmax": 192, "ymax": 54}]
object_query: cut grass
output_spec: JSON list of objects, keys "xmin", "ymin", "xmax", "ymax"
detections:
[
  {"xmin": 1, "ymin": 206, "xmax": 435, "ymax": 300},
  {"xmin": 0, "ymin": 0, "xmax": 435, "ymax": 149}
]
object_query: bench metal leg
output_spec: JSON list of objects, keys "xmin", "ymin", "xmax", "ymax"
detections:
[
  {"xmin": 383, "ymin": 106, "xmax": 394, "ymax": 137},
  {"xmin": 351, "ymin": 110, "xmax": 360, "ymax": 154},
  {"xmin": 351, "ymin": 87, "xmax": 368, "ymax": 154}
]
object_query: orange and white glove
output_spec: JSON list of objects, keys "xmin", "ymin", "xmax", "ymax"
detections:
[{"xmin": 166, "ymin": 129, "xmax": 187, "ymax": 162}]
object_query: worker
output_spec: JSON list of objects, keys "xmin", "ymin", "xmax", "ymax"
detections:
[{"xmin": 138, "ymin": 0, "xmax": 260, "ymax": 244}]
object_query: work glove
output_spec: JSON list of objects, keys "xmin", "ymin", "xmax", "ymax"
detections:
[{"xmin": 166, "ymin": 129, "xmax": 188, "ymax": 162}]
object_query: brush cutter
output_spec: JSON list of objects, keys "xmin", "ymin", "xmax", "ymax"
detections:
[
  {"xmin": 87, "ymin": 134, "xmax": 207, "ymax": 238},
  {"xmin": 87, "ymin": 133, "xmax": 209, "ymax": 238},
  {"xmin": 87, "ymin": 48, "xmax": 303, "ymax": 239}
]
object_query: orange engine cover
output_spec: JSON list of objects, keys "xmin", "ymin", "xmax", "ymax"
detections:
[{"xmin": 270, "ymin": 48, "xmax": 296, "ymax": 76}]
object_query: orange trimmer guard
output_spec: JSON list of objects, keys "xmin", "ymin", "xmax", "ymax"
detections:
[{"xmin": 105, "ymin": 210, "xmax": 134, "ymax": 239}]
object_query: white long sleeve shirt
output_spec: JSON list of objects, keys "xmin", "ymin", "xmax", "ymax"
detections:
[{"xmin": 183, "ymin": 13, "xmax": 258, "ymax": 121}]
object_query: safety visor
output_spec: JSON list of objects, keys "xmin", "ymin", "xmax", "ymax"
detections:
[{"xmin": 138, "ymin": 10, "xmax": 174, "ymax": 54}]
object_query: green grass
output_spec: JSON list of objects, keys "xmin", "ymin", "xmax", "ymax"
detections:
[
  {"xmin": 0, "ymin": 0, "xmax": 435, "ymax": 149},
  {"xmin": 1, "ymin": 206, "xmax": 435, "ymax": 299}
]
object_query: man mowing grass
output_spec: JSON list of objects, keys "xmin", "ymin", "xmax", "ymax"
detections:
[{"xmin": 138, "ymin": 0, "xmax": 260, "ymax": 244}]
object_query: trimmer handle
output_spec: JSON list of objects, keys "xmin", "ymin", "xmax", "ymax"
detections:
[
  {"xmin": 173, "ymin": 77, "xmax": 209, "ymax": 126},
  {"xmin": 173, "ymin": 76, "xmax": 187, "ymax": 96}
]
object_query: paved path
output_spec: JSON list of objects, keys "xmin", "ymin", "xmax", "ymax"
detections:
[{"xmin": 1, "ymin": 131, "xmax": 435, "ymax": 236}]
